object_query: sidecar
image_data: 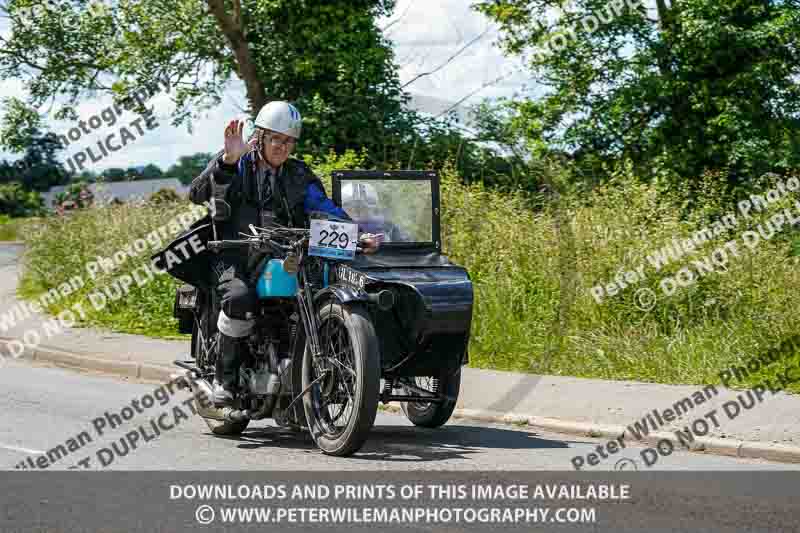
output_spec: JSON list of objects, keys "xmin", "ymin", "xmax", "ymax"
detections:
[{"xmin": 326, "ymin": 170, "xmax": 474, "ymax": 427}]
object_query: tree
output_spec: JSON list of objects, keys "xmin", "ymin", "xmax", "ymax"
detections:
[
  {"xmin": 100, "ymin": 168, "xmax": 128, "ymax": 182},
  {"xmin": 474, "ymin": 0, "xmax": 800, "ymax": 188},
  {"xmin": 0, "ymin": 0, "xmax": 416, "ymax": 161},
  {"xmin": 0, "ymin": 182, "xmax": 44, "ymax": 216},
  {"xmin": 0, "ymin": 98, "xmax": 69, "ymax": 191},
  {"xmin": 139, "ymin": 163, "xmax": 164, "ymax": 180},
  {"xmin": 165, "ymin": 152, "xmax": 216, "ymax": 185}
]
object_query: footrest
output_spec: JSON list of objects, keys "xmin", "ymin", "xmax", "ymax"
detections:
[{"xmin": 174, "ymin": 359, "xmax": 201, "ymax": 376}]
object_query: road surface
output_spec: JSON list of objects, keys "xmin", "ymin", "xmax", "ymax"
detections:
[{"xmin": 1, "ymin": 358, "xmax": 795, "ymax": 472}]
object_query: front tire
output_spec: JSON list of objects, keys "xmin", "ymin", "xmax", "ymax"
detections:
[
  {"xmin": 401, "ymin": 367, "xmax": 461, "ymax": 428},
  {"xmin": 302, "ymin": 301, "xmax": 380, "ymax": 456}
]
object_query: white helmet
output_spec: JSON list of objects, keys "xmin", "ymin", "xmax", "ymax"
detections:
[
  {"xmin": 342, "ymin": 182, "xmax": 380, "ymax": 210},
  {"xmin": 254, "ymin": 101, "xmax": 302, "ymax": 139}
]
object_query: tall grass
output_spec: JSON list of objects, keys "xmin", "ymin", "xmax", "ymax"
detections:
[
  {"xmin": 0, "ymin": 214, "xmax": 22, "ymax": 241},
  {"xmin": 14, "ymin": 156, "xmax": 800, "ymax": 390},
  {"xmin": 440, "ymin": 162, "xmax": 800, "ymax": 390},
  {"xmin": 17, "ymin": 199, "xmax": 193, "ymax": 337}
]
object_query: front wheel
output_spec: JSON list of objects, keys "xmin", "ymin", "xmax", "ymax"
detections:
[
  {"xmin": 401, "ymin": 367, "xmax": 461, "ymax": 428},
  {"xmin": 302, "ymin": 301, "xmax": 380, "ymax": 456}
]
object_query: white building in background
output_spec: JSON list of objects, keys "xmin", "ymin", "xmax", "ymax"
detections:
[{"xmin": 42, "ymin": 178, "xmax": 189, "ymax": 208}]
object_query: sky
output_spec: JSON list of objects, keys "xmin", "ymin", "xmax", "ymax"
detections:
[{"xmin": 0, "ymin": 0, "xmax": 529, "ymax": 174}]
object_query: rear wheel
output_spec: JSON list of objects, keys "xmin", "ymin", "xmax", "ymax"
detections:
[
  {"xmin": 401, "ymin": 367, "xmax": 461, "ymax": 428},
  {"xmin": 302, "ymin": 301, "xmax": 380, "ymax": 456},
  {"xmin": 191, "ymin": 295, "xmax": 249, "ymax": 436}
]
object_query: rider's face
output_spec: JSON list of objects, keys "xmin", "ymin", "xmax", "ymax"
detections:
[{"xmin": 262, "ymin": 130, "xmax": 296, "ymax": 168}]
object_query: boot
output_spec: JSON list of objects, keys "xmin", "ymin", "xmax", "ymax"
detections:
[{"xmin": 213, "ymin": 333, "xmax": 244, "ymax": 408}]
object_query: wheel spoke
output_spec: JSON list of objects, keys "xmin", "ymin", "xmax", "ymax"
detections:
[{"xmin": 308, "ymin": 311, "xmax": 362, "ymax": 438}]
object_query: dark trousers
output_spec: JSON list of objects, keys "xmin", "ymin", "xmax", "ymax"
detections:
[{"xmin": 210, "ymin": 253, "xmax": 258, "ymax": 389}]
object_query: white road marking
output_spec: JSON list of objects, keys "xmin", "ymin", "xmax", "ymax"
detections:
[{"xmin": 0, "ymin": 443, "xmax": 45, "ymax": 455}]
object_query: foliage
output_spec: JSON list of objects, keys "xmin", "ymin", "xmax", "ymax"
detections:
[
  {"xmin": 473, "ymin": 0, "xmax": 800, "ymax": 190},
  {"xmin": 17, "ymin": 201, "xmax": 193, "ymax": 337},
  {"xmin": 0, "ymin": 0, "xmax": 413, "ymax": 159},
  {"xmin": 100, "ymin": 168, "xmax": 128, "ymax": 182},
  {"xmin": 52, "ymin": 181, "xmax": 94, "ymax": 214},
  {"xmin": 165, "ymin": 153, "xmax": 215, "ymax": 186},
  {"xmin": 0, "ymin": 213, "xmax": 20, "ymax": 240},
  {"xmin": 303, "ymin": 149, "xmax": 370, "ymax": 193},
  {"xmin": 438, "ymin": 161, "xmax": 800, "ymax": 390},
  {"xmin": 0, "ymin": 182, "xmax": 44, "ymax": 216},
  {"xmin": 148, "ymin": 187, "xmax": 182, "ymax": 205},
  {"xmin": 0, "ymin": 98, "xmax": 69, "ymax": 191}
]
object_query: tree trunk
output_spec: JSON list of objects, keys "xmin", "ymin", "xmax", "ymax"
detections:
[{"xmin": 206, "ymin": 0, "xmax": 269, "ymax": 114}]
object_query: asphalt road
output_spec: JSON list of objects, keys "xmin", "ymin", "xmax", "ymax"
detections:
[
  {"xmin": 1, "ymin": 358, "xmax": 797, "ymax": 472},
  {"xmin": 0, "ymin": 243, "xmax": 23, "ymax": 267}
]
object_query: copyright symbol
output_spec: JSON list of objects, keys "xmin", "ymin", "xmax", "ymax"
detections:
[
  {"xmin": 634, "ymin": 288, "xmax": 657, "ymax": 311},
  {"xmin": 614, "ymin": 458, "xmax": 638, "ymax": 471},
  {"xmin": 195, "ymin": 505, "xmax": 215, "ymax": 525}
]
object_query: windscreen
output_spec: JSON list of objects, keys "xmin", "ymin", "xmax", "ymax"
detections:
[{"xmin": 339, "ymin": 179, "xmax": 433, "ymax": 244}]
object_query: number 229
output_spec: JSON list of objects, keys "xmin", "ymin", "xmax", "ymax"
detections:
[{"xmin": 319, "ymin": 230, "xmax": 350, "ymax": 249}]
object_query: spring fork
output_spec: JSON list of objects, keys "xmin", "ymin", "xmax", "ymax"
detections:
[{"xmin": 296, "ymin": 265, "xmax": 322, "ymax": 358}]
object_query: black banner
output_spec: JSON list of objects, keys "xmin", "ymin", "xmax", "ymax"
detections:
[{"xmin": 2, "ymin": 472, "xmax": 798, "ymax": 532}]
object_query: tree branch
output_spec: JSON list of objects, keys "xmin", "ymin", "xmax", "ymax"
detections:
[{"xmin": 205, "ymin": 0, "xmax": 268, "ymax": 113}]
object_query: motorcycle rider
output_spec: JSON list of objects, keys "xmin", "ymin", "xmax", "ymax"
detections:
[{"xmin": 188, "ymin": 101, "xmax": 378, "ymax": 407}]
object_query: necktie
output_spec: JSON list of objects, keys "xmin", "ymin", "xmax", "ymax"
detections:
[{"xmin": 258, "ymin": 167, "xmax": 275, "ymax": 228}]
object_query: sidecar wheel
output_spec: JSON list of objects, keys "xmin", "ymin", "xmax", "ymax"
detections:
[
  {"xmin": 302, "ymin": 302, "xmax": 380, "ymax": 457},
  {"xmin": 402, "ymin": 367, "xmax": 461, "ymax": 428}
]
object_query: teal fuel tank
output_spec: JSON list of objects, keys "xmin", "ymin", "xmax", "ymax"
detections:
[{"xmin": 256, "ymin": 259, "xmax": 298, "ymax": 298}]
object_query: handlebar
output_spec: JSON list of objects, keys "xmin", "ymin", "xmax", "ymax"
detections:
[
  {"xmin": 208, "ymin": 240, "xmax": 252, "ymax": 250},
  {"xmin": 209, "ymin": 226, "xmax": 378, "ymax": 255},
  {"xmin": 209, "ymin": 239, "xmax": 371, "ymax": 256}
]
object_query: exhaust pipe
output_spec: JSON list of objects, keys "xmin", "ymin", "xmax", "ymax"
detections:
[
  {"xmin": 183, "ymin": 371, "xmax": 276, "ymax": 423},
  {"xmin": 183, "ymin": 372, "xmax": 228, "ymax": 420}
]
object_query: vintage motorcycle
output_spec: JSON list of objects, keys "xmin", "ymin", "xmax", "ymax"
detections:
[{"xmin": 162, "ymin": 170, "xmax": 473, "ymax": 457}]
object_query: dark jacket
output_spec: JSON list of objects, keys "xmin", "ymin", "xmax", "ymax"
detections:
[
  {"xmin": 153, "ymin": 150, "xmax": 347, "ymax": 289},
  {"xmin": 190, "ymin": 150, "xmax": 336, "ymax": 238}
]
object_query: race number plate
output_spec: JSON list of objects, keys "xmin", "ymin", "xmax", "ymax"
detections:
[{"xmin": 309, "ymin": 219, "xmax": 359, "ymax": 260}]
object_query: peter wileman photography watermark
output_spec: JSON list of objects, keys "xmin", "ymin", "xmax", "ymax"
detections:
[
  {"xmin": 57, "ymin": 76, "xmax": 172, "ymax": 173},
  {"xmin": 0, "ymin": 201, "xmax": 212, "ymax": 369},
  {"xmin": 13, "ymin": 0, "xmax": 109, "ymax": 33},
  {"xmin": 570, "ymin": 335, "xmax": 800, "ymax": 470},
  {"xmin": 589, "ymin": 176, "xmax": 800, "ymax": 310},
  {"xmin": 13, "ymin": 373, "xmax": 212, "ymax": 470},
  {"xmin": 530, "ymin": 0, "xmax": 646, "ymax": 61}
]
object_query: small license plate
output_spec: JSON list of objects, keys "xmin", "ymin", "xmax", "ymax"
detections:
[{"xmin": 309, "ymin": 219, "xmax": 359, "ymax": 260}]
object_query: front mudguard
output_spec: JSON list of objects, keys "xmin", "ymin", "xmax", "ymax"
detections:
[{"xmin": 313, "ymin": 285, "xmax": 369, "ymax": 307}]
